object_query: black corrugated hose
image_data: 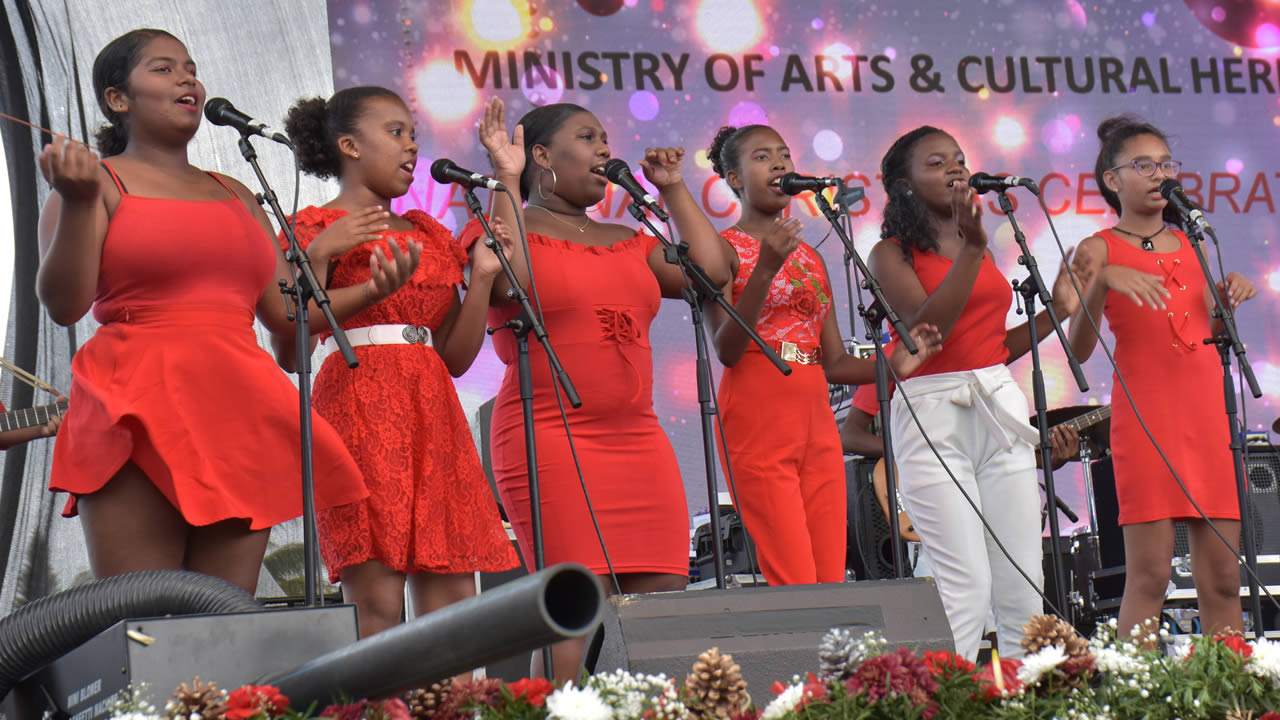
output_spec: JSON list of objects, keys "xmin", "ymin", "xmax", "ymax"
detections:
[{"xmin": 0, "ymin": 569, "xmax": 261, "ymax": 700}]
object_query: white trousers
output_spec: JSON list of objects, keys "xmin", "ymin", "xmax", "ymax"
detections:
[{"xmin": 890, "ymin": 365, "xmax": 1043, "ymax": 661}]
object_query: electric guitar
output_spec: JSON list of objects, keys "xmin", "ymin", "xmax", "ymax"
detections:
[
  {"xmin": 871, "ymin": 405, "xmax": 1113, "ymax": 541},
  {"xmin": 0, "ymin": 398, "xmax": 69, "ymax": 433}
]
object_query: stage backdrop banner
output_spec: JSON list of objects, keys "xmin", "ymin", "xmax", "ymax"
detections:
[{"xmin": 325, "ymin": 0, "xmax": 1280, "ymax": 525}]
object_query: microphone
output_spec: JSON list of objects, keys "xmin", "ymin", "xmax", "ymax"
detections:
[
  {"xmin": 777, "ymin": 172, "xmax": 842, "ymax": 195},
  {"xmin": 968, "ymin": 172, "xmax": 1038, "ymax": 195},
  {"xmin": 430, "ymin": 158, "xmax": 505, "ymax": 192},
  {"xmin": 204, "ymin": 98, "xmax": 292, "ymax": 146},
  {"xmin": 1159, "ymin": 179, "xmax": 1212, "ymax": 234},
  {"xmin": 602, "ymin": 158, "xmax": 669, "ymax": 221}
]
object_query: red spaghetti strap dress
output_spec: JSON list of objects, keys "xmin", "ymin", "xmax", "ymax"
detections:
[
  {"xmin": 715, "ymin": 227, "xmax": 846, "ymax": 585},
  {"xmin": 286, "ymin": 207, "xmax": 518, "ymax": 581},
  {"xmin": 1099, "ymin": 228, "xmax": 1237, "ymax": 524},
  {"xmin": 49, "ymin": 163, "xmax": 367, "ymax": 529},
  {"xmin": 458, "ymin": 221, "xmax": 689, "ymax": 577}
]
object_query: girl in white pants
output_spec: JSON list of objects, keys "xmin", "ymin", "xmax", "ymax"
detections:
[{"xmin": 868, "ymin": 126, "xmax": 1084, "ymax": 660}]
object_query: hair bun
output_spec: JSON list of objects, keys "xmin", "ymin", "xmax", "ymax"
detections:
[
  {"xmin": 1097, "ymin": 113, "xmax": 1143, "ymax": 142},
  {"xmin": 706, "ymin": 125, "xmax": 738, "ymax": 179}
]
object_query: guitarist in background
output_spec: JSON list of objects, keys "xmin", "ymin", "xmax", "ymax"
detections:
[{"xmin": 0, "ymin": 397, "xmax": 66, "ymax": 448}]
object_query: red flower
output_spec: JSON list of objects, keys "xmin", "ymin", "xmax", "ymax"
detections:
[
  {"xmin": 1258, "ymin": 712, "xmax": 1280, "ymax": 720},
  {"xmin": 320, "ymin": 701, "xmax": 367, "ymax": 720},
  {"xmin": 226, "ymin": 685, "xmax": 291, "ymax": 720},
  {"xmin": 380, "ymin": 698, "xmax": 411, "ymax": 720},
  {"xmin": 507, "ymin": 677, "xmax": 554, "ymax": 707},
  {"xmin": 845, "ymin": 648, "xmax": 939, "ymax": 717},
  {"xmin": 976, "ymin": 658, "xmax": 1024, "ymax": 701},
  {"xmin": 923, "ymin": 649, "xmax": 976, "ymax": 678},
  {"xmin": 789, "ymin": 288, "xmax": 819, "ymax": 319},
  {"xmin": 799, "ymin": 672, "xmax": 828, "ymax": 709},
  {"xmin": 1217, "ymin": 634, "xmax": 1253, "ymax": 658}
]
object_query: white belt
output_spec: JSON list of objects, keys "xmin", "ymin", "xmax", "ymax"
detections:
[
  {"xmin": 895, "ymin": 365, "xmax": 1038, "ymax": 452},
  {"xmin": 322, "ymin": 324, "xmax": 433, "ymax": 355}
]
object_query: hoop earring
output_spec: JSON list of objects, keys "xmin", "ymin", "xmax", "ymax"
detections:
[
  {"xmin": 537, "ymin": 167, "xmax": 557, "ymax": 200},
  {"xmin": 905, "ymin": 188, "xmax": 914, "ymax": 196}
]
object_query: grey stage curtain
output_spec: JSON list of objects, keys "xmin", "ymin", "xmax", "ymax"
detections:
[{"xmin": 0, "ymin": 0, "xmax": 341, "ymax": 616}]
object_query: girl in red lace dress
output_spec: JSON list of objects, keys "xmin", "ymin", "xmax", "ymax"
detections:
[
  {"xmin": 703, "ymin": 124, "xmax": 941, "ymax": 586},
  {"xmin": 1068, "ymin": 116, "xmax": 1257, "ymax": 638},
  {"xmin": 35, "ymin": 30, "xmax": 404, "ymax": 593},
  {"xmin": 459, "ymin": 99, "xmax": 730, "ymax": 681},
  {"xmin": 283, "ymin": 87, "xmax": 518, "ymax": 637}
]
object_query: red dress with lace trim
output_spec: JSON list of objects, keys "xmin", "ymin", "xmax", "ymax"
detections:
[
  {"xmin": 458, "ymin": 221, "xmax": 689, "ymax": 577},
  {"xmin": 1098, "ymin": 228, "xmax": 1236, "ymax": 524},
  {"xmin": 715, "ymin": 228, "xmax": 846, "ymax": 585},
  {"xmin": 286, "ymin": 207, "xmax": 518, "ymax": 581}
]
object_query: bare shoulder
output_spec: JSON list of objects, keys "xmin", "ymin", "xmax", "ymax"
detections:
[
  {"xmin": 867, "ymin": 238, "xmax": 906, "ymax": 273},
  {"xmin": 1076, "ymin": 233, "xmax": 1109, "ymax": 266}
]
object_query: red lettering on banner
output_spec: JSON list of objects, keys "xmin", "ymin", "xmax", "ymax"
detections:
[
  {"xmin": 1244, "ymin": 172, "xmax": 1274, "ymax": 214},
  {"xmin": 446, "ymin": 185, "xmax": 470, "ymax": 212},
  {"xmin": 1039, "ymin": 173, "xmax": 1070, "ymax": 215},
  {"xmin": 1179, "ymin": 173, "xmax": 1204, "ymax": 206},
  {"xmin": 700, "ymin": 176, "xmax": 736, "ymax": 218},
  {"xmin": 1209, "ymin": 172, "xmax": 1242, "ymax": 213},
  {"xmin": 1076, "ymin": 173, "xmax": 1107, "ymax": 215}
]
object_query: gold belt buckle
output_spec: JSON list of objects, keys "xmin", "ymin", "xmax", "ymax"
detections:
[{"xmin": 781, "ymin": 341, "xmax": 799, "ymax": 363}]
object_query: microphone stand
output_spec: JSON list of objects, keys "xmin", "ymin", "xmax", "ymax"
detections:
[
  {"xmin": 813, "ymin": 190, "xmax": 915, "ymax": 578},
  {"xmin": 235, "ymin": 134, "xmax": 358, "ymax": 608},
  {"xmin": 994, "ymin": 189, "xmax": 1088, "ymax": 618},
  {"xmin": 625, "ymin": 202, "xmax": 787, "ymax": 590},
  {"xmin": 462, "ymin": 188, "xmax": 578, "ymax": 675},
  {"xmin": 1184, "ymin": 219, "xmax": 1265, "ymax": 639}
]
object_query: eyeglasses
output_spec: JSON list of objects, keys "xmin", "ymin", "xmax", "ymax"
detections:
[{"xmin": 1107, "ymin": 159, "xmax": 1183, "ymax": 177}]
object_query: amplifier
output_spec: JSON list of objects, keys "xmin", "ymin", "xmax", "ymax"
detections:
[{"xmin": 1, "ymin": 605, "xmax": 357, "ymax": 720}]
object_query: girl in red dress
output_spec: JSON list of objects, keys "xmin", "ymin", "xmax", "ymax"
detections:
[
  {"xmin": 281, "ymin": 87, "xmax": 519, "ymax": 637},
  {"xmin": 459, "ymin": 99, "xmax": 730, "ymax": 681},
  {"xmin": 1068, "ymin": 116, "xmax": 1257, "ymax": 638},
  {"xmin": 868, "ymin": 126, "xmax": 1083, "ymax": 660},
  {"xmin": 35, "ymin": 30, "xmax": 413, "ymax": 593},
  {"xmin": 703, "ymin": 123, "xmax": 940, "ymax": 586}
]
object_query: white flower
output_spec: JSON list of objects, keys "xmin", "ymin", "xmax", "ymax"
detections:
[
  {"xmin": 1249, "ymin": 638, "xmax": 1280, "ymax": 684},
  {"xmin": 546, "ymin": 683, "xmax": 613, "ymax": 720},
  {"xmin": 1016, "ymin": 644, "xmax": 1067, "ymax": 685},
  {"xmin": 760, "ymin": 683, "xmax": 805, "ymax": 720},
  {"xmin": 1093, "ymin": 647, "xmax": 1146, "ymax": 675}
]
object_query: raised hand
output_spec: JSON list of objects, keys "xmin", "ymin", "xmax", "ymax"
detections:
[
  {"xmin": 310, "ymin": 206, "xmax": 391, "ymax": 262},
  {"xmin": 473, "ymin": 216, "xmax": 516, "ymax": 280},
  {"xmin": 38, "ymin": 135, "xmax": 100, "ymax": 203},
  {"xmin": 479, "ymin": 97, "xmax": 525, "ymax": 180},
  {"xmin": 1050, "ymin": 247, "xmax": 1083, "ymax": 317},
  {"xmin": 638, "ymin": 147, "xmax": 685, "ymax": 189},
  {"xmin": 365, "ymin": 238, "xmax": 423, "ymax": 303},
  {"xmin": 1101, "ymin": 264, "xmax": 1170, "ymax": 310},
  {"xmin": 951, "ymin": 181, "xmax": 986, "ymax": 249},
  {"xmin": 757, "ymin": 217, "xmax": 803, "ymax": 273},
  {"xmin": 888, "ymin": 323, "xmax": 943, "ymax": 378},
  {"xmin": 1216, "ymin": 272, "xmax": 1257, "ymax": 308}
]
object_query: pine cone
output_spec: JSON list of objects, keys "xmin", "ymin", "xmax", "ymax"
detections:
[
  {"xmin": 685, "ymin": 648, "xmax": 749, "ymax": 719},
  {"xmin": 170, "ymin": 677, "xmax": 227, "ymax": 720},
  {"xmin": 817, "ymin": 626, "xmax": 860, "ymax": 682},
  {"xmin": 1021, "ymin": 614, "xmax": 1089, "ymax": 658},
  {"xmin": 405, "ymin": 679, "xmax": 453, "ymax": 720}
]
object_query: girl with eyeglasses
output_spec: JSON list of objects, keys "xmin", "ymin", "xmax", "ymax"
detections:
[{"xmin": 1068, "ymin": 115, "xmax": 1257, "ymax": 640}]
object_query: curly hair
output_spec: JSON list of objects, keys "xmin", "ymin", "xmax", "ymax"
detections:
[
  {"xmin": 705, "ymin": 124, "xmax": 770, "ymax": 197},
  {"xmin": 514, "ymin": 102, "xmax": 589, "ymax": 199},
  {"xmin": 91, "ymin": 29, "xmax": 179, "ymax": 156},
  {"xmin": 285, "ymin": 86, "xmax": 403, "ymax": 180},
  {"xmin": 879, "ymin": 125, "xmax": 947, "ymax": 264},
  {"xmin": 1094, "ymin": 114, "xmax": 1183, "ymax": 225}
]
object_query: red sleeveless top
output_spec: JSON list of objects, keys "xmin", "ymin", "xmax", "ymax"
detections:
[
  {"xmin": 887, "ymin": 241, "xmax": 1013, "ymax": 376},
  {"xmin": 721, "ymin": 227, "xmax": 832, "ymax": 354}
]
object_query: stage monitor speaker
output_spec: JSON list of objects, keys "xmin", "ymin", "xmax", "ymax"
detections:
[
  {"xmin": 846, "ymin": 458, "xmax": 908, "ymax": 580},
  {"xmin": 1091, "ymin": 446, "xmax": 1280, "ymax": 570},
  {"xmin": 591, "ymin": 578, "xmax": 952, "ymax": 693},
  {"xmin": 1, "ymin": 605, "xmax": 357, "ymax": 720}
]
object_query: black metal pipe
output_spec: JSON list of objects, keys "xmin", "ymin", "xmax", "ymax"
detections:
[
  {"xmin": 266, "ymin": 563, "xmax": 603, "ymax": 705},
  {"xmin": 0, "ymin": 570, "xmax": 261, "ymax": 701}
]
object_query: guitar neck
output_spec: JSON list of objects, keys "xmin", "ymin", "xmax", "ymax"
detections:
[
  {"xmin": 1055, "ymin": 405, "xmax": 1112, "ymax": 433},
  {"xmin": 0, "ymin": 400, "xmax": 68, "ymax": 433}
]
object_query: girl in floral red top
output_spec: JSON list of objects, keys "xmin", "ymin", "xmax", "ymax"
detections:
[
  {"xmin": 280, "ymin": 86, "xmax": 518, "ymax": 640},
  {"xmin": 705, "ymin": 124, "xmax": 941, "ymax": 586}
]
